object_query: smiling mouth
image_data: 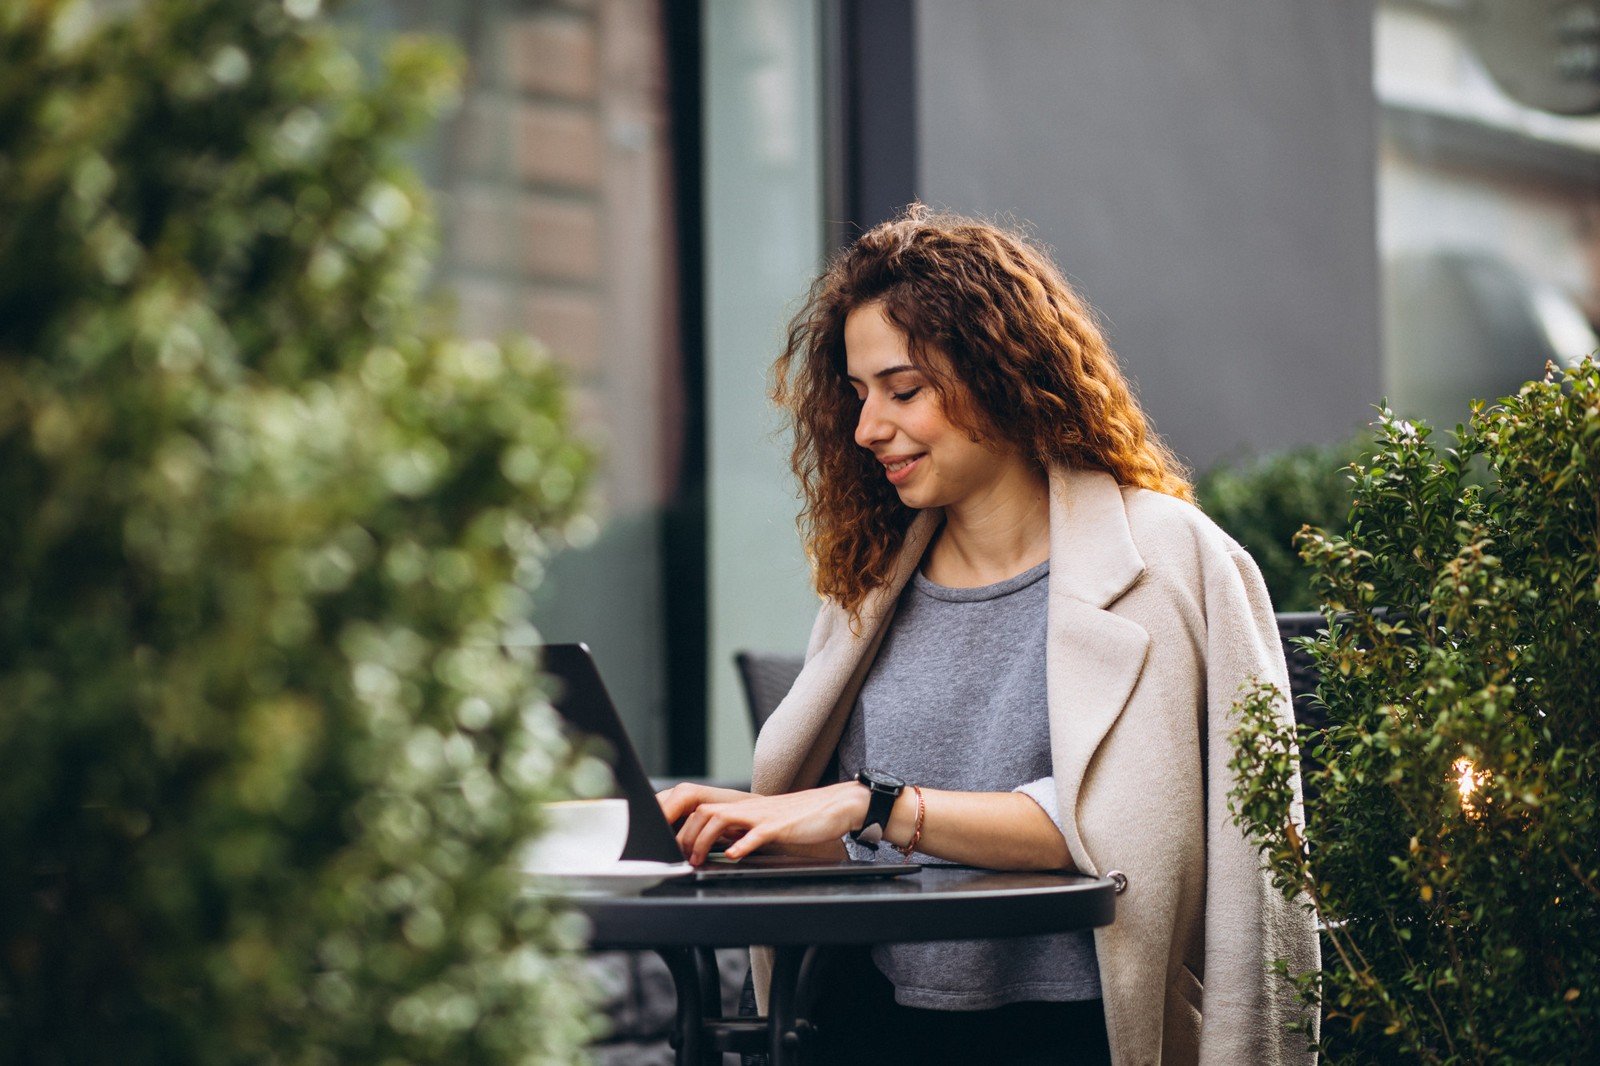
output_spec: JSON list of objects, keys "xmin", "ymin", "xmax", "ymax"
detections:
[{"xmin": 881, "ymin": 454, "xmax": 924, "ymax": 484}]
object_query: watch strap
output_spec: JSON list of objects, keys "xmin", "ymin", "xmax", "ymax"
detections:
[{"xmin": 850, "ymin": 769, "xmax": 904, "ymax": 846}]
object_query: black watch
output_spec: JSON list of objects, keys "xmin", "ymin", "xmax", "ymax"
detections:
[{"xmin": 850, "ymin": 768, "xmax": 906, "ymax": 847}]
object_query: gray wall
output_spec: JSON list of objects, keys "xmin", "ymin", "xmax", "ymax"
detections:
[{"xmin": 915, "ymin": 0, "xmax": 1382, "ymax": 471}]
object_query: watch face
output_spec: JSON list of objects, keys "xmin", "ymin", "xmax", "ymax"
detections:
[{"xmin": 858, "ymin": 768, "xmax": 906, "ymax": 791}]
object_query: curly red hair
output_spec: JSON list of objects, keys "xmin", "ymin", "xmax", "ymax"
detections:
[{"xmin": 771, "ymin": 206, "xmax": 1192, "ymax": 620}]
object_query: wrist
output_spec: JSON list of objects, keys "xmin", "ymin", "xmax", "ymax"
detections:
[
  {"xmin": 884, "ymin": 788, "xmax": 915, "ymax": 847},
  {"xmin": 844, "ymin": 779, "xmax": 873, "ymax": 828}
]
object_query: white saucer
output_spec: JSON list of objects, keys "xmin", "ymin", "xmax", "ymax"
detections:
[{"xmin": 526, "ymin": 859, "xmax": 695, "ymax": 897}]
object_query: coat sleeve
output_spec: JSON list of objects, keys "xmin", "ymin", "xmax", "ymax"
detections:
[
  {"xmin": 752, "ymin": 599, "xmax": 831, "ymax": 1014},
  {"xmin": 1199, "ymin": 548, "xmax": 1320, "ymax": 1065}
]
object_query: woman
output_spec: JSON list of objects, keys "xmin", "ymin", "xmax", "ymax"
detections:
[{"xmin": 658, "ymin": 207, "xmax": 1318, "ymax": 1065}]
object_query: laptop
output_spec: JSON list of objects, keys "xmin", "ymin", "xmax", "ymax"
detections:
[{"xmin": 541, "ymin": 642, "xmax": 917, "ymax": 883}]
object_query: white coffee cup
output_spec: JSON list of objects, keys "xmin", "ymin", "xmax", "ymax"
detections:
[{"xmin": 521, "ymin": 798, "xmax": 631, "ymax": 874}]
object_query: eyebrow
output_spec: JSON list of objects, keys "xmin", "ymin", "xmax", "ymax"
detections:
[{"xmin": 845, "ymin": 363, "xmax": 920, "ymax": 383}]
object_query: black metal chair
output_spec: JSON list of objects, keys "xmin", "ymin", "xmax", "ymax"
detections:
[
  {"xmin": 730, "ymin": 648, "xmax": 806, "ymax": 1065},
  {"xmin": 1275, "ymin": 611, "xmax": 1328, "ymax": 734},
  {"xmin": 733, "ymin": 650, "xmax": 806, "ymax": 737},
  {"xmin": 1276, "ymin": 609, "xmax": 1343, "ymax": 810}
]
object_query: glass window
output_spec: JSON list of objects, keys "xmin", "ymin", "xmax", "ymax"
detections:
[
  {"xmin": 367, "ymin": 0, "xmax": 693, "ymax": 772},
  {"xmin": 1375, "ymin": 1, "xmax": 1600, "ymax": 432}
]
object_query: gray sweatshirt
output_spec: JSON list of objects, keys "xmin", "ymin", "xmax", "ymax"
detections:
[{"xmin": 837, "ymin": 559, "xmax": 1102, "ymax": 1010}]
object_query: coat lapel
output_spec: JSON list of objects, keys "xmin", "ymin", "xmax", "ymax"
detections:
[{"xmin": 1044, "ymin": 468, "xmax": 1150, "ymax": 876}]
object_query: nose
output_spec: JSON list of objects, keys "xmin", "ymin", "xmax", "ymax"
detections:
[{"xmin": 854, "ymin": 393, "xmax": 892, "ymax": 450}]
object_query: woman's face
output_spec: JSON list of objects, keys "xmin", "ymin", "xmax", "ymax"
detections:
[{"xmin": 844, "ymin": 301, "xmax": 1013, "ymax": 511}]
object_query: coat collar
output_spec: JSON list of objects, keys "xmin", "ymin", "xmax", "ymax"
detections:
[
  {"xmin": 859, "ymin": 464, "xmax": 1147, "ymax": 614},
  {"xmin": 753, "ymin": 467, "xmax": 1150, "ymax": 874},
  {"xmin": 1047, "ymin": 466, "xmax": 1146, "ymax": 608}
]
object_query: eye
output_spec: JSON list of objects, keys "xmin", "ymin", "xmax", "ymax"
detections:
[{"xmin": 891, "ymin": 386, "xmax": 922, "ymax": 402}]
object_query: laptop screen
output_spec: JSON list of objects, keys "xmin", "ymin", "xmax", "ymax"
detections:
[{"xmin": 539, "ymin": 643, "xmax": 685, "ymax": 864}]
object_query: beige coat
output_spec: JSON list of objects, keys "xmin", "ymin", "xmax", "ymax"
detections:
[{"xmin": 750, "ymin": 466, "xmax": 1319, "ymax": 1065}]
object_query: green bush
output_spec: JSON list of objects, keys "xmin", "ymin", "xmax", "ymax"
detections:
[
  {"xmin": 0, "ymin": 2, "xmax": 600, "ymax": 1062},
  {"xmin": 1228, "ymin": 361, "xmax": 1600, "ymax": 1062},
  {"xmin": 1196, "ymin": 437, "xmax": 1366, "ymax": 612}
]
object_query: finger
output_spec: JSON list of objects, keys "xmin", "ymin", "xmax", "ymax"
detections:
[
  {"xmin": 678, "ymin": 802, "xmax": 737, "ymax": 859},
  {"xmin": 723, "ymin": 824, "xmax": 769, "ymax": 860},
  {"xmin": 675, "ymin": 805, "xmax": 712, "ymax": 858},
  {"xmin": 656, "ymin": 784, "xmax": 703, "ymax": 824},
  {"xmin": 692, "ymin": 812, "xmax": 740, "ymax": 866},
  {"xmin": 689, "ymin": 813, "xmax": 723, "ymax": 865},
  {"xmin": 675, "ymin": 800, "xmax": 720, "ymax": 851}
]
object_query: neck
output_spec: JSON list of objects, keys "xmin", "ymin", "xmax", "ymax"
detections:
[{"xmin": 927, "ymin": 459, "xmax": 1051, "ymax": 586}]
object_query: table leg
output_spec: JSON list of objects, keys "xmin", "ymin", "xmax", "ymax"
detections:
[
  {"xmin": 655, "ymin": 947, "xmax": 716, "ymax": 1066},
  {"xmin": 694, "ymin": 946, "xmax": 724, "ymax": 1020},
  {"xmin": 766, "ymin": 945, "xmax": 825, "ymax": 1066},
  {"xmin": 791, "ymin": 945, "xmax": 831, "ymax": 1026}
]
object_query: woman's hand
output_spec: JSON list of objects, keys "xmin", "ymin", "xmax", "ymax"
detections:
[
  {"xmin": 655, "ymin": 781, "xmax": 755, "ymax": 828},
  {"xmin": 657, "ymin": 780, "xmax": 1075, "ymax": 871},
  {"xmin": 669, "ymin": 782, "xmax": 868, "ymax": 866}
]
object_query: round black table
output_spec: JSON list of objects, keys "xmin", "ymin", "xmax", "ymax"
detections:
[{"xmin": 566, "ymin": 866, "xmax": 1118, "ymax": 1066}]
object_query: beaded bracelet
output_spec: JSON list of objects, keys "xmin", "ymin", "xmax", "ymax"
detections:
[{"xmin": 896, "ymin": 785, "xmax": 925, "ymax": 860}]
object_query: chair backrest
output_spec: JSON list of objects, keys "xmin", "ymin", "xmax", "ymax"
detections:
[
  {"xmin": 1274, "ymin": 611, "xmax": 1327, "ymax": 733},
  {"xmin": 733, "ymin": 650, "xmax": 805, "ymax": 736},
  {"xmin": 1275, "ymin": 611, "xmax": 1333, "ymax": 803}
]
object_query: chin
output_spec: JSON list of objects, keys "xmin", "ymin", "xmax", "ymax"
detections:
[{"xmin": 892, "ymin": 486, "xmax": 940, "ymax": 510}]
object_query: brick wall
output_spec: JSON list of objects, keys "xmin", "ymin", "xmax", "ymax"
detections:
[{"xmin": 440, "ymin": 0, "xmax": 682, "ymax": 519}]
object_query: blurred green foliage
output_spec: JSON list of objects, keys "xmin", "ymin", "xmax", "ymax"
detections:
[
  {"xmin": 1228, "ymin": 361, "xmax": 1600, "ymax": 1062},
  {"xmin": 0, "ymin": 1, "xmax": 602, "ymax": 1062},
  {"xmin": 1196, "ymin": 437, "xmax": 1366, "ymax": 612}
]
